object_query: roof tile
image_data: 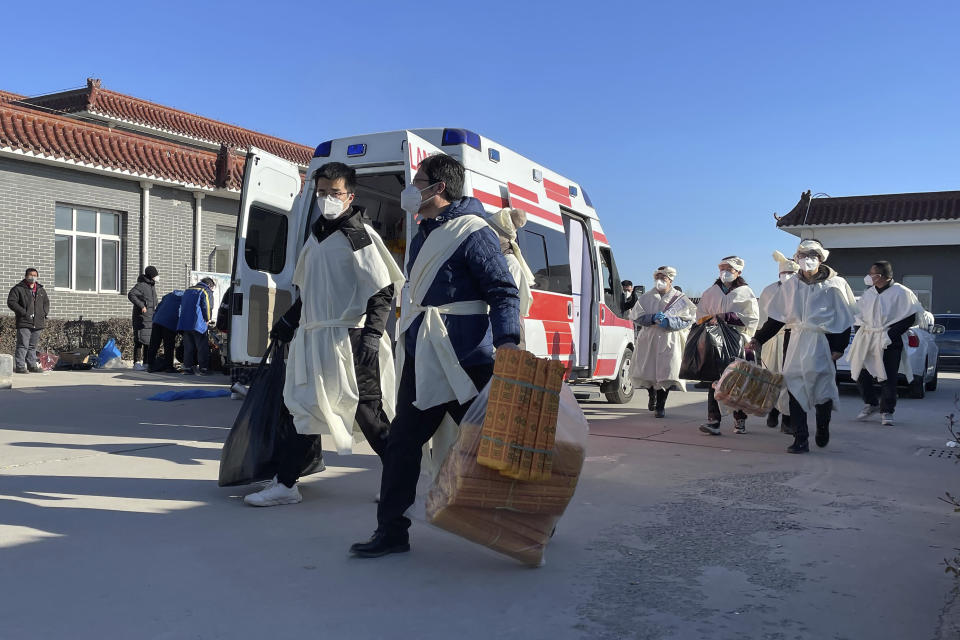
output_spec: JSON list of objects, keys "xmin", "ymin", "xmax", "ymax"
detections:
[
  {"xmin": 777, "ymin": 189, "xmax": 960, "ymax": 227},
  {"xmin": 21, "ymin": 78, "xmax": 312, "ymax": 165},
  {"xmin": 0, "ymin": 101, "xmax": 244, "ymax": 190}
]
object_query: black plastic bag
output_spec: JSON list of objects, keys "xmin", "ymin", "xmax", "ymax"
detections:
[
  {"xmin": 218, "ymin": 341, "xmax": 324, "ymax": 487},
  {"xmin": 679, "ymin": 320, "xmax": 746, "ymax": 382}
]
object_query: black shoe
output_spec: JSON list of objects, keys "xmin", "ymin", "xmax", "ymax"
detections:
[
  {"xmin": 815, "ymin": 425, "xmax": 829, "ymax": 448},
  {"xmin": 350, "ymin": 532, "xmax": 410, "ymax": 558},
  {"xmin": 164, "ymin": 367, "xmax": 179, "ymax": 374},
  {"xmin": 655, "ymin": 409, "xmax": 665, "ymax": 418},
  {"xmin": 647, "ymin": 393, "xmax": 656, "ymax": 412},
  {"xmin": 787, "ymin": 438, "xmax": 809, "ymax": 454},
  {"xmin": 699, "ymin": 423, "xmax": 721, "ymax": 436},
  {"xmin": 182, "ymin": 369, "xmax": 195, "ymax": 376},
  {"xmin": 14, "ymin": 366, "xmax": 28, "ymax": 374},
  {"xmin": 28, "ymin": 364, "xmax": 43, "ymax": 373},
  {"xmin": 766, "ymin": 414, "xmax": 778, "ymax": 428}
]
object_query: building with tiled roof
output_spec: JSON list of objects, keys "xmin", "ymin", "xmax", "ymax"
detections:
[
  {"xmin": 777, "ymin": 189, "xmax": 960, "ymax": 313},
  {"xmin": 0, "ymin": 79, "xmax": 310, "ymax": 323}
]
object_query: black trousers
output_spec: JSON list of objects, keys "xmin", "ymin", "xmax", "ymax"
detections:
[
  {"xmin": 146, "ymin": 326, "xmax": 176, "ymax": 370},
  {"xmin": 277, "ymin": 432, "xmax": 323, "ymax": 488},
  {"xmin": 707, "ymin": 387, "xmax": 746, "ymax": 423},
  {"xmin": 133, "ymin": 328, "xmax": 151, "ymax": 363},
  {"xmin": 377, "ymin": 355, "xmax": 494, "ymax": 538},
  {"xmin": 787, "ymin": 394, "xmax": 833, "ymax": 442},
  {"xmin": 856, "ymin": 345, "xmax": 902, "ymax": 414}
]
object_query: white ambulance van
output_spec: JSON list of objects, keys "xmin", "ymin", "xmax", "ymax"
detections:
[{"xmin": 228, "ymin": 129, "xmax": 636, "ymax": 403}]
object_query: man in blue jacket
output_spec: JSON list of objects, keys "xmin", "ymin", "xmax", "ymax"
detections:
[
  {"xmin": 350, "ymin": 154, "xmax": 521, "ymax": 558},
  {"xmin": 147, "ymin": 289, "xmax": 183, "ymax": 372},
  {"xmin": 177, "ymin": 278, "xmax": 216, "ymax": 375}
]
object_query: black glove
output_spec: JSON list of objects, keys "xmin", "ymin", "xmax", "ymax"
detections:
[
  {"xmin": 270, "ymin": 317, "xmax": 296, "ymax": 343},
  {"xmin": 356, "ymin": 333, "xmax": 380, "ymax": 368}
]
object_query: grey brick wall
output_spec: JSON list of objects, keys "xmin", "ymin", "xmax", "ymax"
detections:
[
  {"xmin": 0, "ymin": 157, "xmax": 141, "ymax": 320},
  {"xmin": 0, "ymin": 156, "xmax": 240, "ymax": 322},
  {"xmin": 200, "ymin": 195, "xmax": 238, "ymax": 274}
]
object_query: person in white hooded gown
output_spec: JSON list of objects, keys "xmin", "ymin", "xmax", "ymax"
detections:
[
  {"xmin": 750, "ymin": 240, "xmax": 856, "ymax": 454},
  {"xmin": 757, "ymin": 251, "xmax": 800, "ymax": 433},
  {"xmin": 629, "ymin": 266, "xmax": 696, "ymax": 418}
]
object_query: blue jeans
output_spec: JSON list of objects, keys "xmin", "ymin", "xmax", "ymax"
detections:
[{"xmin": 182, "ymin": 330, "xmax": 209, "ymax": 370}]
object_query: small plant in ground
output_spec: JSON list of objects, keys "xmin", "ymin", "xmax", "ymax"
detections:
[{"xmin": 942, "ymin": 392, "xmax": 960, "ymax": 577}]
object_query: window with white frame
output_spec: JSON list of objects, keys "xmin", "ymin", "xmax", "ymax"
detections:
[
  {"xmin": 55, "ymin": 204, "xmax": 122, "ymax": 292},
  {"xmin": 213, "ymin": 226, "xmax": 235, "ymax": 274}
]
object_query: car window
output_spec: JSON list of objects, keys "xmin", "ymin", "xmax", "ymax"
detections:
[{"xmin": 935, "ymin": 316, "xmax": 960, "ymax": 331}]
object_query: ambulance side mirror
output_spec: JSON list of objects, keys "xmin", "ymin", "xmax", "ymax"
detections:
[{"xmin": 931, "ymin": 324, "xmax": 946, "ymax": 335}]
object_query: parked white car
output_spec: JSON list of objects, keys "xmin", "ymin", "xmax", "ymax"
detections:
[{"xmin": 836, "ymin": 323, "xmax": 942, "ymax": 398}]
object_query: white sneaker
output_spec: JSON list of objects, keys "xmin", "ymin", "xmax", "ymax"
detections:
[
  {"xmin": 856, "ymin": 404, "xmax": 879, "ymax": 421},
  {"xmin": 243, "ymin": 477, "xmax": 302, "ymax": 507},
  {"xmin": 881, "ymin": 413, "xmax": 894, "ymax": 427}
]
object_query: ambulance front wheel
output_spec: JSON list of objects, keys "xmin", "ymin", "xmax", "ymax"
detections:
[{"xmin": 603, "ymin": 348, "xmax": 635, "ymax": 404}]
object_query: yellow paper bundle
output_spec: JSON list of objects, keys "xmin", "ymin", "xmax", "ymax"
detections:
[{"xmin": 713, "ymin": 359, "xmax": 785, "ymax": 416}]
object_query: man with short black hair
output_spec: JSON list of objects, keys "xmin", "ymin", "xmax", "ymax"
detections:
[
  {"xmin": 7, "ymin": 268, "xmax": 49, "ymax": 374},
  {"xmin": 350, "ymin": 154, "xmax": 521, "ymax": 558},
  {"xmin": 849, "ymin": 260, "xmax": 923, "ymax": 427},
  {"xmin": 243, "ymin": 161, "xmax": 405, "ymax": 507},
  {"xmin": 621, "ymin": 279, "xmax": 639, "ymax": 314}
]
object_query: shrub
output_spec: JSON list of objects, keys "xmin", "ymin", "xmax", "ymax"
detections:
[{"xmin": 0, "ymin": 315, "xmax": 137, "ymax": 359}]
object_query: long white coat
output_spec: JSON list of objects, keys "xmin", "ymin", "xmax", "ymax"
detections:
[
  {"xmin": 696, "ymin": 282, "xmax": 760, "ymax": 337},
  {"xmin": 758, "ymin": 280, "xmax": 788, "ymax": 373},
  {"xmin": 848, "ymin": 283, "xmax": 923, "ymax": 382},
  {"xmin": 283, "ymin": 227, "xmax": 404, "ymax": 455},
  {"xmin": 766, "ymin": 270, "xmax": 856, "ymax": 414},
  {"xmin": 630, "ymin": 289, "xmax": 697, "ymax": 390}
]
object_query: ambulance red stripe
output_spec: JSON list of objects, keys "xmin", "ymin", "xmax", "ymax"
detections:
[
  {"xmin": 510, "ymin": 198, "xmax": 563, "ymax": 225},
  {"xmin": 593, "ymin": 230, "xmax": 609, "ymax": 244},
  {"xmin": 507, "ymin": 182, "xmax": 539, "ymax": 203},
  {"xmin": 543, "ymin": 177, "xmax": 572, "ymax": 206},
  {"xmin": 472, "ymin": 188, "xmax": 507, "ymax": 209}
]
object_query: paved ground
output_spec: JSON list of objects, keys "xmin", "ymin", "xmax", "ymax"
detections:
[{"xmin": 1, "ymin": 367, "xmax": 959, "ymax": 639}]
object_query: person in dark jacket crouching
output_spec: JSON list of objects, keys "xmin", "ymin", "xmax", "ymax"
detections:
[
  {"xmin": 350, "ymin": 154, "xmax": 521, "ymax": 558},
  {"xmin": 128, "ymin": 266, "xmax": 159, "ymax": 371},
  {"xmin": 177, "ymin": 278, "xmax": 216, "ymax": 375},
  {"xmin": 147, "ymin": 289, "xmax": 183, "ymax": 372},
  {"xmin": 7, "ymin": 268, "xmax": 50, "ymax": 374}
]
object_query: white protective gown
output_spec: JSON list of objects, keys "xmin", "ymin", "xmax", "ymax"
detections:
[
  {"xmin": 505, "ymin": 253, "xmax": 534, "ymax": 318},
  {"xmin": 696, "ymin": 282, "xmax": 760, "ymax": 336},
  {"xmin": 766, "ymin": 270, "xmax": 856, "ymax": 414},
  {"xmin": 283, "ymin": 226, "xmax": 405, "ymax": 455},
  {"xmin": 630, "ymin": 289, "xmax": 697, "ymax": 390},
  {"xmin": 848, "ymin": 283, "xmax": 924, "ymax": 383},
  {"xmin": 758, "ymin": 281, "xmax": 788, "ymax": 373}
]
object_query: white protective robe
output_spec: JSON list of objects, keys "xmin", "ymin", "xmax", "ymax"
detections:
[
  {"xmin": 505, "ymin": 253, "xmax": 534, "ymax": 318},
  {"xmin": 696, "ymin": 283, "xmax": 760, "ymax": 337},
  {"xmin": 848, "ymin": 283, "xmax": 924, "ymax": 383},
  {"xmin": 630, "ymin": 289, "xmax": 697, "ymax": 390},
  {"xmin": 766, "ymin": 271, "xmax": 856, "ymax": 414},
  {"xmin": 283, "ymin": 227, "xmax": 404, "ymax": 455},
  {"xmin": 758, "ymin": 281, "xmax": 788, "ymax": 373}
]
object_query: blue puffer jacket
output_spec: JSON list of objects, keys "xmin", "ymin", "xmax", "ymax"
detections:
[
  {"xmin": 177, "ymin": 284, "xmax": 214, "ymax": 334},
  {"xmin": 153, "ymin": 290, "xmax": 184, "ymax": 330},
  {"xmin": 404, "ymin": 197, "xmax": 521, "ymax": 367}
]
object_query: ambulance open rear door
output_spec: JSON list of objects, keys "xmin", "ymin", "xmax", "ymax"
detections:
[{"xmin": 228, "ymin": 147, "xmax": 303, "ymax": 365}]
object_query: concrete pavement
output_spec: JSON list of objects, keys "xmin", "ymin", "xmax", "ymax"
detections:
[{"xmin": 1, "ymin": 368, "xmax": 958, "ymax": 639}]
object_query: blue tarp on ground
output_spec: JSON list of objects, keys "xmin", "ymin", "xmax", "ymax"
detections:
[{"xmin": 147, "ymin": 389, "xmax": 231, "ymax": 402}]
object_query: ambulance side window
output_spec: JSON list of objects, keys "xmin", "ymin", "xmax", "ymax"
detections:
[
  {"xmin": 244, "ymin": 205, "xmax": 287, "ymax": 274},
  {"xmin": 517, "ymin": 222, "xmax": 572, "ymax": 295},
  {"xmin": 598, "ymin": 246, "xmax": 621, "ymax": 314}
]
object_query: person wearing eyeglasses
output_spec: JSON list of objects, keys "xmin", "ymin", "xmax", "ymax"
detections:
[
  {"xmin": 243, "ymin": 162, "xmax": 404, "ymax": 507},
  {"xmin": 350, "ymin": 154, "xmax": 521, "ymax": 558},
  {"xmin": 847, "ymin": 260, "xmax": 924, "ymax": 427}
]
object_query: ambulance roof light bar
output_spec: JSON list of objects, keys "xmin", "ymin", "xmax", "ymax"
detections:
[
  {"xmin": 313, "ymin": 140, "xmax": 333, "ymax": 158},
  {"xmin": 441, "ymin": 128, "xmax": 481, "ymax": 151}
]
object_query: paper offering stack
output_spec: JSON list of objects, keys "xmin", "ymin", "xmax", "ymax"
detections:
[
  {"xmin": 713, "ymin": 358, "xmax": 785, "ymax": 416},
  {"xmin": 426, "ymin": 348, "xmax": 588, "ymax": 566}
]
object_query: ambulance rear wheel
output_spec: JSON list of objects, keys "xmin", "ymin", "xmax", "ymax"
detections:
[{"xmin": 604, "ymin": 348, "xmax": 635, "ymax": 404}]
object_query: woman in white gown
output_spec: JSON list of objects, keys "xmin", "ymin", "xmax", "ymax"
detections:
[{"xmin": 757, "ymin": 251, "xmax": 799, "ymax": 433}]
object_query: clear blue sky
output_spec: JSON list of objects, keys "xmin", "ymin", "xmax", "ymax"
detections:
[{"xmin": 3, "ymin": 0, "xmax": 958, "ymax": 295}]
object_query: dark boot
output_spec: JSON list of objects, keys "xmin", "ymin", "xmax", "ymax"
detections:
[
  {"xmin": 787, "ymin": 437, "xmax": 809, "ymax": 454},
  {"xmin": 350, "ymin": 531, "xmax": 410, "ymax": 558},
  {"xmin": 814, "ymin": 401, "xmax": 832, "ymax": 448},
  {"xmin": 780, "ymin": 414, "xmax": 794, "ymax": 435},
  {"xmin": 655, "ymin": 389, "xmax": 668, "ymax": 418},
  {"xmin": 647, "ymin": 388, "xmax": 656, "ymax": 411},
  {"xmin": 766, "ymin": 408, "xmax": 780, "ymax": 429}
]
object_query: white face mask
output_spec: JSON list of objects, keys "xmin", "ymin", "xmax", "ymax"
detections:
[
  {"xmin": 864, "ymin": 274, "xmax": 875, "ymax": 286},
  {"xmin": 318, "ymin": 194, "xmax": 346, "ymax": 220},
  {"xmin": 800, "ymin": 257, "xmax": 820, "ymax": 272},
  {"xmin": 654, "ymin": 279, "xmax": 668, "ymax": 292},
  {"xmin": 719, "ymin": 271, "xmax": 736, "ymax": 283},
  {"xmin": 400, "ymin": 182, "xmax": 438, "ymax": 215},
  {"xmin": 26, "ymin": 276, "xmax": 37, "ymax": 284}
]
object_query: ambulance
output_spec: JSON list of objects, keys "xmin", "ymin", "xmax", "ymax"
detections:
[{"xmin": 228, "ymin": 129, "xmax": 636, "ymax": 403}]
